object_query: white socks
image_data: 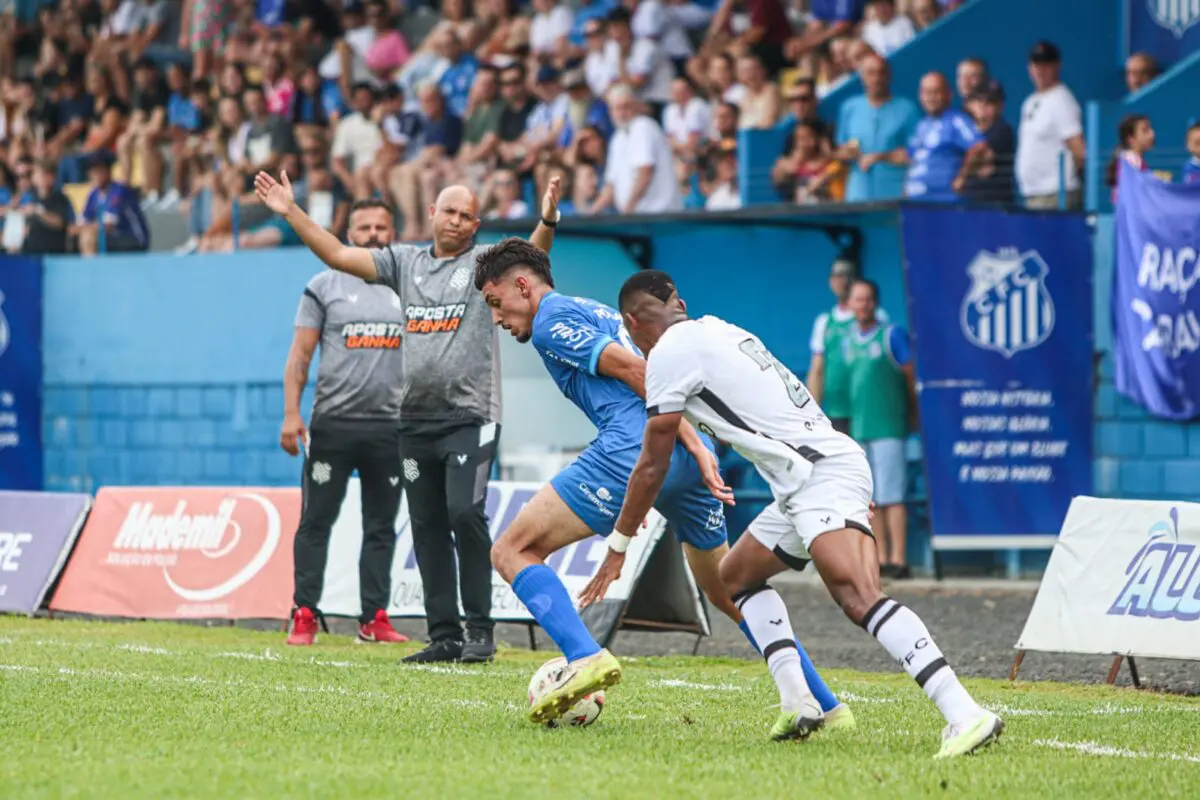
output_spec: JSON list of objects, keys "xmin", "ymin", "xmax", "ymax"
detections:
[
  {"xmin": 735, "ymin": 585, "xmax": 813, "ymax": 713},
  {"xmin": 862, "ymin": 597, "xmax": 984, "ymax": 727}
]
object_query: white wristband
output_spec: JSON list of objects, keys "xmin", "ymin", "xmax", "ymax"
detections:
[{"xmin": 608, "ymin": 531, "xmax": 633, "ymax": 554}]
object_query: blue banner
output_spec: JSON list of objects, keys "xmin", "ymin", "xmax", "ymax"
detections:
[
  {"xmin": 901, "ymin": 207, "xmax": 1093, "ymax": 545},
  {"xmin": 1113, "ymin": 163, "xmax": 1200, "ymax": 420},
  {"xmin": 1128, "ymin": 1, "xmax": 1200, "ymax": 65},
  {"xmin": 0, "ymin": 257, "xmax": 43, "ymax": 490}
]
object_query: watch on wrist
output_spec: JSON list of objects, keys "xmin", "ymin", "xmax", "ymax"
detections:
[{"xmin": 542, "ymin": 209, "xmax": 561, "ymax": 228}]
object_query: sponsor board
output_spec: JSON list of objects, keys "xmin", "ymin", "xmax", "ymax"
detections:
[
  {"xmin": 319, "ymin": 480, "xmax": 703, "ymax": 634},
  {"xmin": 1016, "ymin": 496, "xmax": 1200, "ymax": 661},
  {"xmin": 0, "ymin": 491, "xmax": 91, "ymax": 614},
  {"xmin": 51, "ymin": 487, "xmax": 299, "ymax": 620}
]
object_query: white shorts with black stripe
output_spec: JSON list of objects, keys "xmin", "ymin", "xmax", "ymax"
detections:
[{"xmin": 746, "ymin": 452, "xmax": 874, "ymax": 569}]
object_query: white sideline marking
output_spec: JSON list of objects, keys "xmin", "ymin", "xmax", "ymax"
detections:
[
  {"xmin": 1035, "ymin": 738, "xmax": 1200, "ymax": 764},
  {"xmin": 983, "ymin": 703, "xmax": 1054, "ymax": 717},
  {"xmin": 216, "ymin": 650, "xmax": 281, "ymax": 662},
  {"xmin": 118, "ymin": 644, "xmax": 173, "ymax": 656},
  {"xmin": 651, "ymin": 679, "xmax": 745, "ymax": 692},
  {"xmin": 837, "ymin": 691, "xmax": 898, "ymax": 704},
  {"xmin": 451, "ymin": 699, "xmax": 492, "ymax": 709}
]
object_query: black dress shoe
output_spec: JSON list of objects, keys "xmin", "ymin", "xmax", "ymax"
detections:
[
  {"xmin": 459, "ymin": 628, "xmax": 496, "ymax": 664},
  {"xmin": 400, "ymin": 638, "xmax": 463, "ymax": 664}
]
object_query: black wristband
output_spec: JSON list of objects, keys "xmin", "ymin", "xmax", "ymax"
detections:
[{"xmin": 541, "ymin": 216, "xmax": 558, "ymax": 228}]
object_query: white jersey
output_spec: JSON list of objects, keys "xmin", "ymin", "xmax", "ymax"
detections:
[{"xmin": 645, "ymin": 315, "xmax": 863, "ymax": 498}]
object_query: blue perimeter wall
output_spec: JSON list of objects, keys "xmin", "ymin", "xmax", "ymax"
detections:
[{"xmin": 41, "ymin": 209, "xmax": 1200, "ymax": 511}]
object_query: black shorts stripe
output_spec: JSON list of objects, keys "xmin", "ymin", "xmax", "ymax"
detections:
[
  {"xmin": 869, "ymin": 603, "xmax": 902, "ymax": 637},
  {"xmin": 914, "ymin": 657, "xmax": 949, "ymax": 688},
  {"xmin": 772, "ymin": 545, "xmax": 810, "ymax": 572},
  {"xmin": 303, "ymin": 287, "xmax": 324, "ymax": 309},
  {"xmin": 762, "ymin": 639, "xmax": 797, "ymax": 660},
  {"xmin": 847, "ymin": 519, "xmax": 875, "ymax": 540},
  {"xmin": 859, "ymin": 597, "xmax": 892, "ymax": 630},
  {"xmin": 696, "ymin": 388, "xmax": 825, "ymax": 464}
]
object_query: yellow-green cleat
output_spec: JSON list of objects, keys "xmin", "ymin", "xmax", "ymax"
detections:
[
  {"xmin": 934, "ymin": 711, "xmax": 1004, "ymax": 759},
  {"xmin": 528, "ymin": 649, "xmax": 622, "ymax": 725},
  {"xmin": 822, "ymin": 703, "xmax": 856, "ymax": 731},
  {"xmin": 769, "ymin": 700, "xmax": 824, "ymax": 742}
]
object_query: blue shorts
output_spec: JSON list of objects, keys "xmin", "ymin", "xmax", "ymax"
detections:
[{"xmin": 549, "ymin": 440, "xmax": 727, "ymax": 551}]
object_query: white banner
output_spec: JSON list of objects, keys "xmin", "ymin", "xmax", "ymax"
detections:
[
  {"xmin": 1016, "ymin": 496, "xmax": 1200, "ymax": 661},
  {"xmin": 319, "ymin": 479, "xmax": 668, "ymax": 622}
]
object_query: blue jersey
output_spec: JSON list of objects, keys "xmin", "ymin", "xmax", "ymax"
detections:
[
  {"xmin": 532, "ymin": 292, "xmax": 649, "ymax": 454},
  {"xmin": 83, "ymin": 182, "xmax": 149, "ymax": 248},
  {"xmin": 904, "ymin": 109, "xmax": 981, "ymax": 202},
  {"xmin": 1184, "ymin": 157, "xmax": 1200, "ymax": 185}
]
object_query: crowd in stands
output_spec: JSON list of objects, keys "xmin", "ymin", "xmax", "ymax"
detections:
[{"xmin": 0, "ymin": 0, "xmax": 1196, "ymax": 255}]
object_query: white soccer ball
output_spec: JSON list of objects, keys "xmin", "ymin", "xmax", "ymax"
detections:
[{"xmin": 527, "ymin": 656, "xmax": 605, "ymax": 728}]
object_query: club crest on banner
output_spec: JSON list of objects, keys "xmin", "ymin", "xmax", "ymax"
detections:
[
  {"xmin": 960, "ymin": 248, "xmax": 1055, "ymax": 358},
  {"xmin": 1147, "ymin": 0, "xmax": 1200, "ymax": 38}
]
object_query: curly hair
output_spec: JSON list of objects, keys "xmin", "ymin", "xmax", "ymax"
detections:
[{"xmin": 473, "ymin": 237, "xmax": 554, "ymax": 290}]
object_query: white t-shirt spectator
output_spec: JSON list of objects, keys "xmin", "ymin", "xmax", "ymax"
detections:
[
  {"xmin": 1015, "ymin": 82, "xmax": 1083, "ymax": 196},
  {"xmin": 605, "ymin": 115, "xmax": 683, "ymax": 213},
  {"xmin": 488, "ymin": 200, "xmax": 530, "ymax": 220},
  {"xmin": 632, "ymin": 0, "xmax": 698, "ymax": 60},
  {"xmin": 663, "ymin": 97, "xmax": 710, "ymax": 147},
  {"xmin": 585, "ymin": 50, "xmax": 616, "ymax": 99},
  {"xmin": 861, "ymin": 14, "xmax": 915, "ymax": 56},
  {"xmin": 100, "ymin": 0, "xmax": 141, "ymax": 37},
  {"xmin": 604, "ymin": 39, "xmax": 674, "ymax": 104},
  {"xmin": 332, "ymin": 112, "xmax": 384, "ymax": 171},
  {"xmin": 705, "ymin": 183, "xmax": 741, "ymax": 210},
  {"xmin": 531, "ymin": 4, "xmax": 574, "ymax": 54},
  {"xmin": 319, "ymin": 26, "xmax": 378, "ymax": 84}
]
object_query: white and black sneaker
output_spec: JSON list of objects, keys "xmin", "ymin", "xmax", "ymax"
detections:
[{"xmin": 459, "ymin": 629, "xmax": 496, "ymax": 663}]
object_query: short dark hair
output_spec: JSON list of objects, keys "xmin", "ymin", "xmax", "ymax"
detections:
[
  {"xmin": 349, "ymin": 199, "xmax": 395, "ymax": 220},
  {"xmin": 618, "ymin": 269, "xmax": 677, "ymax": 312},
  {"xmin": 1188, "ymin": 120, "xmax": 1200, "ymax": 136},
  {"xmin": 474, "ymin": 237, "xmax": 554, "ymax": 290},
  {"xmin": 351, "ymin": 81, "xmax": 376, "ymax": 98},
  {"xmin": 851, "ymin": 277, "xmax": 880, "ymax": 302}
]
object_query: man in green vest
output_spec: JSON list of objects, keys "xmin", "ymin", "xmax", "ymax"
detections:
[
  {"xmin": 846, "ymin": 278, "xmax": 916, "ymax": 579},
  {"xmin": 808, "ymin": 259, "xmax": 888, "ymax": 434}
]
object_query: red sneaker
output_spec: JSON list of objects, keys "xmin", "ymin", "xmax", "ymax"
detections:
[
  {"xmin": 358, "ymin": 610, "xmax": 409, "ymax": 644},
  {"xmin": 287, "ymin": 607, "xmax": 318, "ymax": 646}
]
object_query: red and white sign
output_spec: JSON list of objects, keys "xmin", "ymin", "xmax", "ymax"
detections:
[{"xmin": 51, "ymin": 487, "xmax": 300, "ymax": 620}]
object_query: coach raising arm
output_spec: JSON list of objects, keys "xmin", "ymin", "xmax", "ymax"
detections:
[{"xmin": 257, "ymin": 170, "xmax": 559, "ymax": 664}]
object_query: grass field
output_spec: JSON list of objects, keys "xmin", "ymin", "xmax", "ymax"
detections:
[{"xmin": 0, "ymin": 617, "xmax": 1197, "ymax": 799}]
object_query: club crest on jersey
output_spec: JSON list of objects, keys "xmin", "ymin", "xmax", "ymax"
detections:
[
  {"xmin": 960, "ymin": 248, "xmax": 1054, "ymax": 359},
  {"xmin": 1147, "ymin": 0, "xmax": 1200, "ymax": 37},
  {"xmin": 448, "ymin": 266, "xmax": 472, "ymax": 290}
]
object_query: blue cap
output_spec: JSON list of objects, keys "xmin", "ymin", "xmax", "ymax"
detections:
[{"xmin": 535, "ymin": 65, "xmax": 560, "ymax": 85}]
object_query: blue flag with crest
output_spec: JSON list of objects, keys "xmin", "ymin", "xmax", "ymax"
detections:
[{"xmin": 1113, "ymin": 162, "xmax": 1200, "ymax": 421}]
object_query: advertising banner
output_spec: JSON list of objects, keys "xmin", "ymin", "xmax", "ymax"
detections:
[
  {"xmin": 0, "ymin": 490, "xmax": 91, "ymax": 615},
  {"xmin": 901, "ymin": 206, "xmax": 1094, "ymax": 549},
  {"xmin": 0, "ymin": 257, "xmax": 43, "ymax": 490},
  {"xmin": 51, "ymin": 487, "xmax": 299, "ymax": 619},
  {"xmin": 1127, "ymin": 1, "xmax": 1200, "ymax": 65},
  {"xmin": 320, "ymin": 480, "xmax": 709, "ymax": 642},
  {"xmin": 1016, "ymin": 496, "xmax": 1200, "ymax": 661},
  {"xmin": 1112, "ymin": 163, "xmax": 1200, "ymax": 420}
]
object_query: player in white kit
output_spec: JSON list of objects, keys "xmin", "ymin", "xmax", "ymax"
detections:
[{"xmin": 581, "ymin": 270, "xmax": 1003, "ymax": 759}]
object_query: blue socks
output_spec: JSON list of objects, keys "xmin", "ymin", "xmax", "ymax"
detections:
[
  {"xmin": 738, "ymin": 619, "xmax": 839, "ymax": 713},
  {"xmin": 512, "ymin": 565, "xmax": 602, "ymax": 663}
]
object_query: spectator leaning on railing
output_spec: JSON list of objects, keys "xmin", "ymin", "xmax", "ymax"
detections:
[
  {"xmin": 834, "ymin": 53, "xmax": 918, "ymax": 203},
  {"xmin": 901, "ymin": 71, "xmax": 987, "ymax": 203},
  {"xmin": 962, "ymin": 79, "xmax": 1015, "ymax": 205}
]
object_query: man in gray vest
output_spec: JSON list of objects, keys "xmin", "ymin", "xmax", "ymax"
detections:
[
  {"xmin": 282, "ymin": 199, "xmax": 409, "ymax": 647},
  {"xmin": 257, "ymin": 169, "xmax": 559, "ymax": 663}
]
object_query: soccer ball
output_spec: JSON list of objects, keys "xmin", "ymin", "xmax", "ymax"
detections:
[{"xmin": 527, "ymin": 656, "xmax": 605, "ymax": 728}]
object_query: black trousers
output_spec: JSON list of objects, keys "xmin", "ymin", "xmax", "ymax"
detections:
[
  {"xmin": 293, "ymin": 420, "xmax": 403, "ymax": 623},
  {"xmin": 400, "ymin": 422, "xmax": 499, "ymax": 643}
]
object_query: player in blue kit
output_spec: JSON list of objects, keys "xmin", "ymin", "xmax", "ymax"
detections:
[{"xmin": 474, "ymin": 238, "xmax": 852, "ymax": 727}]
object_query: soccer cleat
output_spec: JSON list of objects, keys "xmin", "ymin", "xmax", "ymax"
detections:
[
  {"xmin": 286, "ymin": 607, "xmax": 318, "ymax": 646},
  {"xmin": 934, "ymin": 711, "xmax": 1004, "ymax": 759},
  {"xmin": 769, "ymin": 698, "xmax": 824, "ymax": 741},
  {"xmin": 527, "ymin": 649, "xmax": 622, "ymax": 725},
  {"xmin": 401, "ymin": 639, "xmax": 464, "ymax": 664},
  {"xmin": 357, "ymin": 610, "xmax": 409, "ymax": 644},
  {"xmin": 822, "ymin": 703, "xmax": 856, "ymax": 731},
  {"xmin": 459, "ymin": 628, "xmax": 496, "ymax": 663}
]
